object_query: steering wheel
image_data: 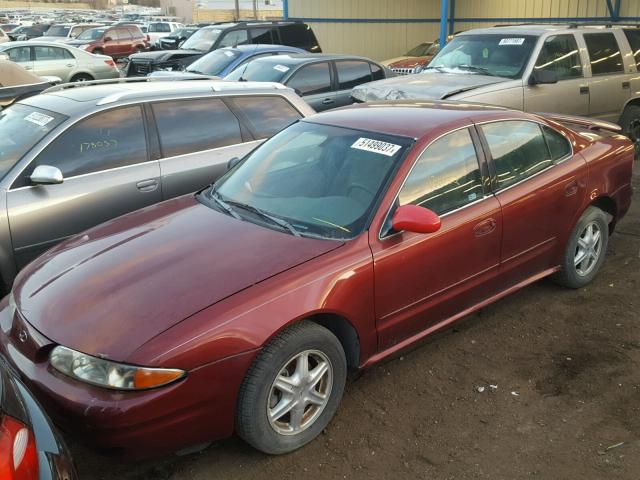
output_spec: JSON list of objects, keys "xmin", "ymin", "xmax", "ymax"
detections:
[{"xmin": 347, "ymin": 183, "xmax": 376, "ymax": 200}]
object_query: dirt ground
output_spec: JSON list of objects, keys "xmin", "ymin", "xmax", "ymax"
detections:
[{"xmin": 74, "ymin": 167, "xmax": 640, "ymax": 480}]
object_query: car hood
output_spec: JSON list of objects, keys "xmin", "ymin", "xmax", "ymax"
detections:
[
  {"xmin": 66, "ymin": 39, "xmax": 92, "ymax": 46},
  {"xmin": 388, "ymin": 55, "xmax": 434, "ymax": 68},
  {"xmin": 351, "ymin": 71, "xmax": 509, "ymax": 102},
  {"xmin": 129, "ymin": 49, "xmax": 203, "ymax": 62},
  {"xmin": 12, "ymin": 195, "xmax": 344, "ymax": 362}
]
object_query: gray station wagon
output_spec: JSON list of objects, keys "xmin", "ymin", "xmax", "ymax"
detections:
[{"xmin": 0, "ymin": 78, "xmax": 312, "ymax": 288}]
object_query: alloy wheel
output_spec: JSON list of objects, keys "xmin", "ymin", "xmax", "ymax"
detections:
[{"xmin": 574, "ymin": 221, "xmax": 602, "ymax": 276}]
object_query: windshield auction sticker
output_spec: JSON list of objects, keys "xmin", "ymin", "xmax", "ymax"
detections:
[
  {"xmin": 273, "ymin": 64, "xmax": 290, "ymax": 73},
  {"xmin": 24, "ymin": 112, "xmax": 54, "ymax": 127},
  {"xmin": 499, "ymin": 38, "xmax": 525, "ymax": 46},
  {"xmin": 351, "ymin": 138, "xmax": 402, "ymax": 157}
]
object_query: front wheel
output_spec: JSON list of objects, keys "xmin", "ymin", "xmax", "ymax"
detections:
[
  {"xmin": 236, "ymin": 321, "xmax": 347, "ymax": 454},
  {"xmin": 553, "ymin": 206, "xmax": 609, "ymax": 289},
  {"xmin": 70, "ymin": 73, "xmax": 94, "ymax": 82},
  {"xmin": 619, "ymin": 104, "xmax": 640, "ymax": 156}
]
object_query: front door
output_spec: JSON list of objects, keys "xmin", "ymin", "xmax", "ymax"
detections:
[
  {"xmin": 287, "ymin": 62, "xmax": 336, "ymax": 111},
  {"xmin": 5, "ymin": 45, "xmax": 33, "ymax": 72},
  {"xmin": 334, "ymin": 60, "xmax": 373, "ymax": 109},
  {"xmin": 7, "ymin": 105, "xmax": 161, "ymax": 267},
  {"xmin": 478, "ymin": 119, "xmax": 587, "ymax": 286},
  {"xmin": 524, "ymin": 34, "xmax": 589, "ymax": 116},
  {"xmin": 371, "ymin": 127, "xmax": 502, "ymax": 350}
]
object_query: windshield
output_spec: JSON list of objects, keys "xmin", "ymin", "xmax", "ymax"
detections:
[
  {"xmin": 45, "ymin": 25, "xmax": 70, "ymax": 37},
  {"xmin": 206, "ymin": 121, "xmax": 412, "ymax": 240},
  {"xmin": 187, "ymin": 48, "xmax": 240, "ymax": 75},
  {"xmin": 427, "ymin": 34, "xmax": 538, "ymax": 79},
  {"xmin": 0, "ymin": 105, "xmax": 66, "ymax": 181},
  {"xmin": 181, "ymin": 27, "xmax": 222, "ymax": 52},
  {"xmin": 406, "ymin": 42, "xmax": 434, "ymax": 57},
  {"xmin": 77, "ymin": 27, "xmax": 105, "ymax": 40},
  {"xmin": 225, "ymin": 59, "xmax": 290, "ymax": 82}
]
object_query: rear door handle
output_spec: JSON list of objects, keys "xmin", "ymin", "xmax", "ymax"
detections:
[
  {"xmin": 321, "ymin": 98, "xmax": 334, "ymax": 105},
  {"xmin": 473, "ymin": 218, "xmax": 497, "ymax": 237},
  {"xmin": 579, "ymin": 86, "xmax": 589, "ymax": 95},
  {"xmin": 565, "ymin": 180, "xmax": 579, "ymax": 197},
  {"xmin": 65, "ymin": 63, "xmax": 74, "ymax": 67},
  {"xmin": 622, "ymin": 81, "xmax": 630, "ymax": 89},
  {"xmin": 136, "ymin": 179, "xmax": 158, "ymax": 192}
]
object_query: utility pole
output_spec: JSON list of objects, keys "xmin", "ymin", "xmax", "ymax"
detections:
[
  {"xmin": 252, "ymin": 0, "xmax": 257, "ymax": 19},
  {"xmin": 234, "ymin": 0, "xmax": 240, "ymax": 20}
]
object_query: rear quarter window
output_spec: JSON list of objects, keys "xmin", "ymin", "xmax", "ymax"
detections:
[{"xmin": 583, "ymin": 32, "xmax": 623, "ymax": 75}]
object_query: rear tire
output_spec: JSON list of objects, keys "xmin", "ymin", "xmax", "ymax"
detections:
[
  {"xmin": 70, "ymin": 73, "xmax": 94, "ymax": 82},
  {"xmin": 236, "ymin": 321, "xmax": 347, "ymax": 454},
  {"xmin": 619, "ymin": 104, "xmax": 640, "ymax": 157},
  {"xmin": 553, "ymin": 206, "xmax": 609, "ymax": 289}
]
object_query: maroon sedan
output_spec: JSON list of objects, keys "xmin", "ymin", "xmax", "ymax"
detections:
[{"xmin": 0, "ymin": 102, "xmax": 634, "ymax": 457}]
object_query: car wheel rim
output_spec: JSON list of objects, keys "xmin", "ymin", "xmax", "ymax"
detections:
[
  {"xmin": 574, "ymin": 221, "xmax": 602, "ymax": 277},
  {"xmin": 267, "ymin": 349, "xmax": 333, "ymax": 436}
]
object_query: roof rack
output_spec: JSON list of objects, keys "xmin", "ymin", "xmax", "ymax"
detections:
[
  {"xmin": 41, "ymin": 75, "xmax": 219, "ymax": 94},
  {"xmin": 492, "ymin": 22, "xmax": 639, "ymax": 29}
]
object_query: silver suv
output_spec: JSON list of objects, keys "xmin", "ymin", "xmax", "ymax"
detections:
[
  {"xmin": 352, "ymin": 24, "xmax": 640, "ymax": 146},
  {"xmin": 0, "ymin": 78, "xmax": 313, "ymax": 288}
]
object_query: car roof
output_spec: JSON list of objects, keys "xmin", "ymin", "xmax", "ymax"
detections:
[
  {"xmin": 243, "ymin": 53, "xmax": 376, "ymax": 66},
  {"xmin": 229, "ymin": 44, "xmax": 305, "ymax": 53},
  {"xmin": 460, "ymin": 23, "xmax": 638, "ymax": 36},
  {"xmin": 19, "ymin": 79, "xmax": 292, "ymax": 116},
  {"xmin": 307, "ymin": 101, "xmax": 516, "ymax": 139}
]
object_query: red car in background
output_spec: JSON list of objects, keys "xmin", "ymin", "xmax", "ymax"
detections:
[
  {"xmin": 66, "ymin": 25, "xmax": 148, "ymax": 58},
  {"xmin": 0, "ymin": 101, "xmax": 634, "ymax": 458}
]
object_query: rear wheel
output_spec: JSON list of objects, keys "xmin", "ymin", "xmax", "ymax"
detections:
[
  {"xmin": 70, "ymin": 73, "xmax": 94, "ymax": 82},
  {"xmin": 553, "ymin": 206, "xmax": 609, "ymax": 289},
  {"xmin": 236, "ymin": 321, "xmax": 347, "ymax": 454}
]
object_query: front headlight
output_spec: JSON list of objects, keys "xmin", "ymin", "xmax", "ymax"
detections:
[{"xmin": 50, "ymin": 346, "xmax": 185, "ymax": 390}]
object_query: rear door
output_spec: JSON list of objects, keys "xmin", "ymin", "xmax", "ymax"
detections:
[
  {"xmin": 580, "ymin": 31, "xmax": 630, "ymax": 122},
  {"xmin": 524, "ymin": 34, "xmax": 589, "ymax": 115},
  {"xmin": 286, "ymin": 62, "xmax": 335, "ymax": 111},
  {"xmin": 116, "ymin": 28, "xmax": 134, "ymax": 56},
  {"xmin": 102, "ymin": 28, "xmax": 119, "ymax": 56},
  {"xmin": 478, "ymin": 119, "xmax": 586, "ymax": 285},
  {"xmin": 334, "ymin": 60, "xmax": 374, "ymax": 108},
  {"xmin": 32, "ymin": 45, "xmax": 77, "ymax": 82},
  {"xmin": 6, "ymin": 105, "xmax": 162, "ymax": 267}
]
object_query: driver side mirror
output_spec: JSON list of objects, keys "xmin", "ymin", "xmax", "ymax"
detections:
[
  {"xmin": 226, "ymin": 157, "xmax": 241, "ymax": 171},
  {"xmin": 528, "ymin": 68, "xmax": 558, "ymax": 86},
  {"xmin": 391, "ymin": 204, "xmax": 441, "ymax": 234},
  {"xmin": 30, "ymin": 165, "xmax": 63, "ymax": 185}
]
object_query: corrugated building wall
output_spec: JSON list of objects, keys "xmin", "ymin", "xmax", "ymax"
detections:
[{"xmin": 287, "ymin": 0, "xmax": 640, "ymax": 61}]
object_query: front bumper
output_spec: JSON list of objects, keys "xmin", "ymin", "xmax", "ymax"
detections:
[{"xmin": 0, "ymin": 297, "xmax": 258, "ymax": 457}]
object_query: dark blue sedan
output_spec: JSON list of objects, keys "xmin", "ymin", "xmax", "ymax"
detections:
[{"xmin": 148, "ymin": 44, "xmax": 305, "ymax": 79}]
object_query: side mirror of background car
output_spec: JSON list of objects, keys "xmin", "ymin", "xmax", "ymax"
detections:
[
  {"xmin": 103, "ymin": 36, "xmax": 113, "ymax": 42},
  {"xmin": 392, "ymin": 204, "xmax": 441, "ymax": 234},
  {"xmin": 528, "ymin": 69, "xmax": 558, "ymax": 86},
  {"xmin": 226, "ymin": 157, "xmax": 241, "ymax": 171},
  {"xmin": 30, "ymin": 165, "xmax": 63, "ymax": 185}
]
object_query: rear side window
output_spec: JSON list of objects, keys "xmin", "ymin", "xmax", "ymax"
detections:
[
  {"xmin": 287, "ymin": 62, "xmax": 332, "ymax": 95},
  {"xmin": 250, "ymin": 28, "xmax": 273, "ymax": 44},
  {"xmin": 481, "ymin": 121, "xmax": 552, "ymax": 190},
  {"xmin": 623, "ymin": 29, "xmax": 640, "ymax": 69},
  {"xmin": 227, "ymin": 96, "xmax": 302, "ymax": 139},
  {"xmin": 152, "ymin": 98, "xmax": 242, "ymax": 157},
  {"xmin": 534, "ymin": 34, "xmax": 582, "ymax": 80},
  {"xmin": 543, "ymin": 126, "xmax": 572, "ymax": 161},
  {"xmin": 584, "ymin": 33, "xmax": 623, "ymax": 75},
  {"xmin": 398, "ymin": 128, "xmax": 483, "ymax": 215},
  {"xmin": 219, "ymin": 29, "xmax": 249, "ymax": 48},
  {"xmin": 34, "ymin": 46, "xmax": 74, "ymax": 61},
  {"xmin": 29, "ymin": 106, "xmax": 147, "ymax": 179},
  {"xmin": 335, "ymin": 60, "xmax": 372, "ymax": 90},
  {"xmin": 370, "ymin": 62, "xmax": 385, "ymax": 80},
  {"xmin": 278, "ymin": 24, "xmax": 319, "ymax": 51}
]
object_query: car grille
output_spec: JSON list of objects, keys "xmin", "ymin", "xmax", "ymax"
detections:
[
  {"xmin": 391, "ymin": 67, "xmax": 416, "ymax": 75},
  {"xmin": 128, "ymin": 60, "xmax": 153, "ymax": 76}
]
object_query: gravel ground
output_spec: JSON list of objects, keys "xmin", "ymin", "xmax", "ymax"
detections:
[{"xmin": 74, "ymin": 166, "xmax": 640, "ymax": 480}]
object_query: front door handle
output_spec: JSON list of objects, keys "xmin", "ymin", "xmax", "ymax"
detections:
[
  {"xmin": 321, "ymin": 98, "xmax": 334, "ymax": 105},
  {"xmin": 473, "ymin": 218, "xmax": 497, "ymax": 237},
  {"xmin": 136, "ymin": 179, "xmax": 158, "ymax": 192},
  {"xmin": 579, "ymin": 86, "xmax": 589, "ymax": 95},
  {"xmin": 565, "ymin": 180, "xmax": 579, "ymax": 197},
  {"xmin": 65, "ymin": 63, "xmax": 74, "ymax": 67}
]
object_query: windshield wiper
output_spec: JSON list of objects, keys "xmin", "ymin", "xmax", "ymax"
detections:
[
  {"xmin": 207, "ymin": 190, "xmax": 241, "ymax": 220},
  {"xmin": 424, "ymin": 65, "xmax": 447, "ymax": 73},
  {"xmin": 456, "ymin": 65, "xmax": 496, "ymax": 76},
  {"xmin": 224, "ymin": 200, "xmax": 301, "ymax": 237}
]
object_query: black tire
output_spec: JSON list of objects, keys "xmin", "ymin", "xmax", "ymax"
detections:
[
  {"xmin": 70, "ymin": 73, "xmax": 94, "ymax": 82},
  {"xmin": 619, "ymin": 104, "xmax": 640, "ymax": 155},
  {"xmin": 553, "ymin": 206, "xmax": 609, "ymax": 289},
  {"xmin": 236, "ymin": 321, "xmax": 347, "ymax": 454}
]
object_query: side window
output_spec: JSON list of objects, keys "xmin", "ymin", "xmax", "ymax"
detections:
[
  {"xmin": 6, "ymin": 46, "xmax": 30, "ymax": 63},
  {"xmin": 398, "ymin": 128, "xmax": 484, "ymax": 215},
  {"xmin": 152, "ymin": 98, "xmax": 242, "ymax": 157},
  {"xmin": 287, "ymin": 62, "xmax": 332, "ymax": 95},
  {"xmin": 370, "ymin": 62, "xmax": 385, "ymax": 80},
  {"xmin": 219, "ymin": 29, "xmax": 249, "ymax": 48},
  {"xmin": 534, "ymin": 34, "xmax": 582, "ymax": 80},
  {"xmin": 623, "ymin": 29, "xmax": 640, "ymax": 69},
  {"xmin": 250, "ymin": 28, "xmax": 273, "ymax": 44},
  {"xmin": 480, "ymin": 121, "xmax": 552, "ymax": 190},
  {"xmin": 30, "ymin": 106, "xmax": 147, "ymax": 179},
  {"xmin": 34, "ymin": 46, "xmax": 72, "ymax": 61},
  {"xmin": 542, "ymin": 125, "xmax": 572, "ymax": 161},
  {"xmin": 227, "ymin": 96, "xmax": 303, "ymax": 139},
  {"xmin": 278, "ymin": 24, "xmax": 307, "ymax": 47},
  {"xmin": 335, "ymin": 61, "xmax": 372, "ymax": 90},
  {"xmin": 584, "ymin": 33, "xmax": 623, "ymax": 75},
  {"xmin": 117, "ymin": 29, "xmax": 132, "ymax": 41}
]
